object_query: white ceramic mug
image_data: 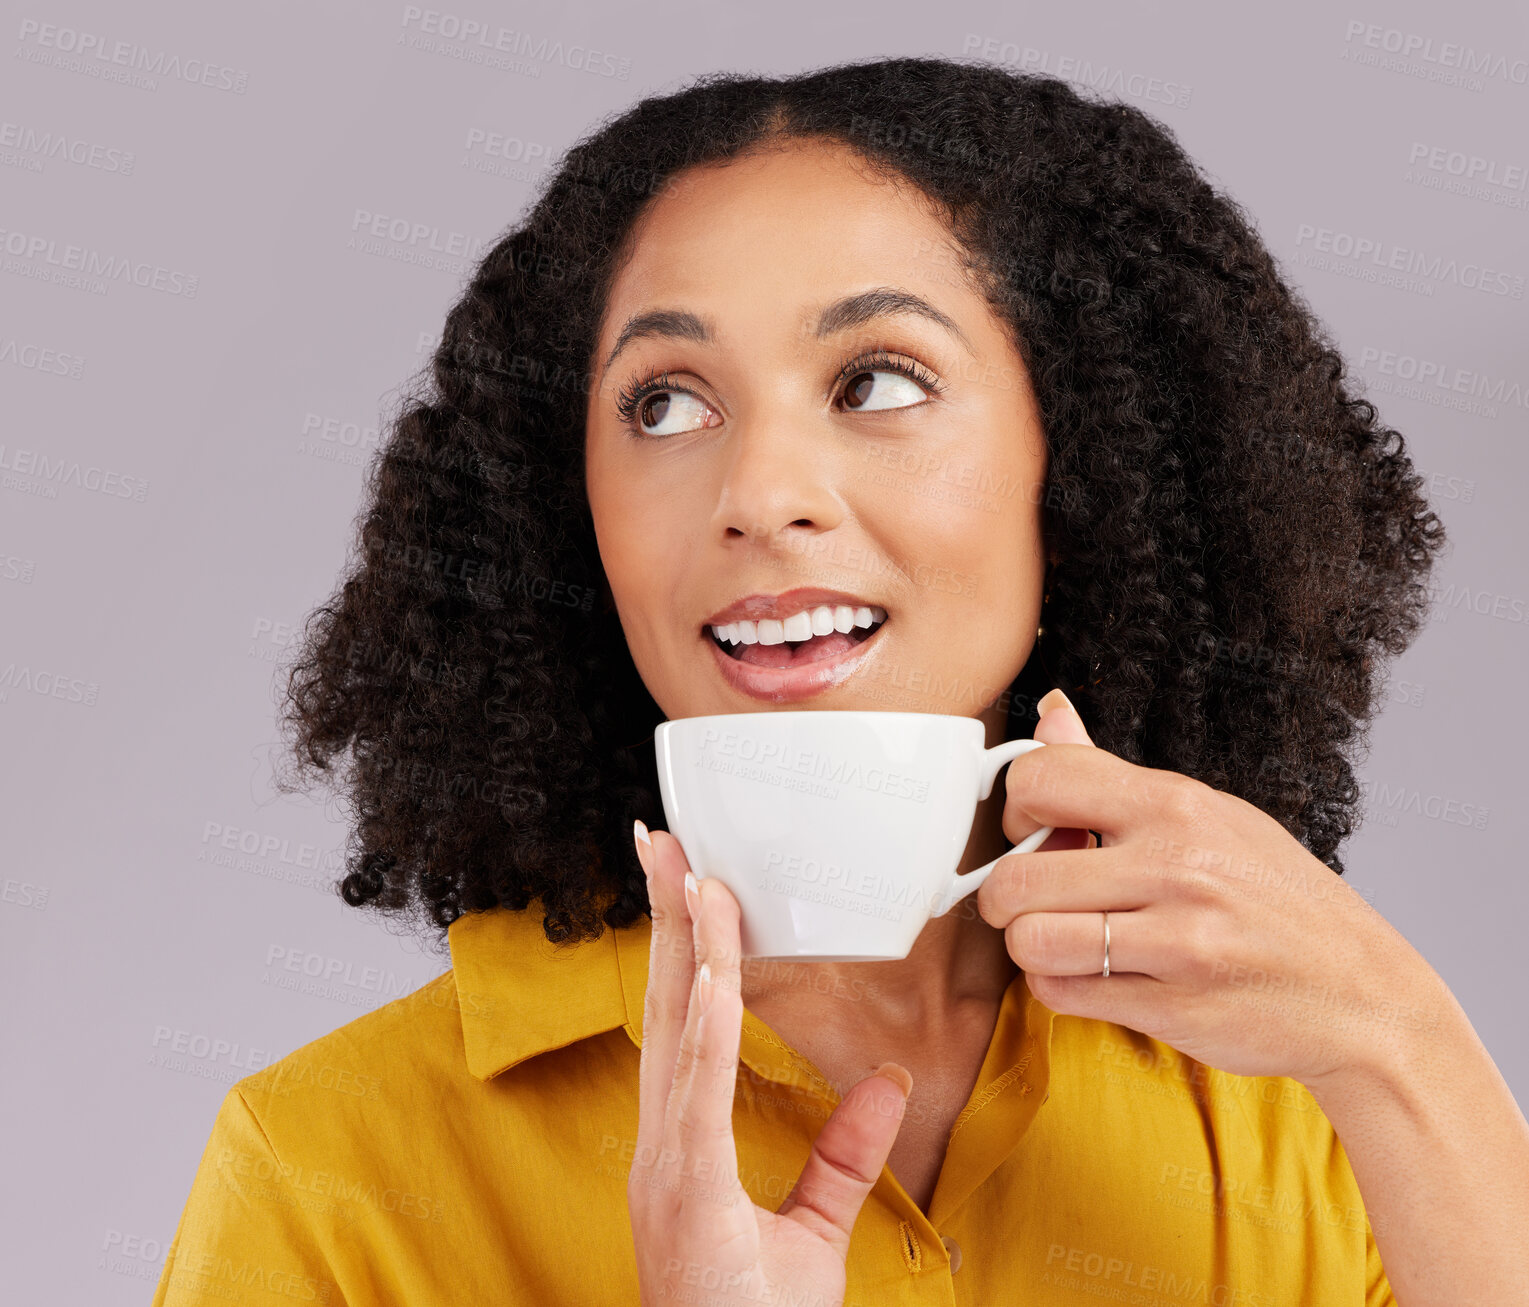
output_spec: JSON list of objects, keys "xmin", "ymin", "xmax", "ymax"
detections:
[{"xmin": 653, "ymin": 710, "xmax": 1054, "ymax": 960}]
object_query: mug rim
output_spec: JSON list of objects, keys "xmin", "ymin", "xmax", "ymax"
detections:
[{"xmin": 656, "ymin": 709, "xmax": 985, "ymax": 733}]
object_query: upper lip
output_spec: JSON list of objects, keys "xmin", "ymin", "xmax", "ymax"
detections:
[{"xmin": 703, "ymin": 586, "xmax": 886, "ymax": 627}]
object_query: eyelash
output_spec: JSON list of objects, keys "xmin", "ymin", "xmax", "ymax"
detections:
[{"xmin": 612, "ymin": 348, "xmax": 946, "ymax": 434}]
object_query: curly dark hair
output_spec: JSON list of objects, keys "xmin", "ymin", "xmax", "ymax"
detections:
[{"xmin": 273, "ymin": 55, "xmax": 1446, "ymax": 948}]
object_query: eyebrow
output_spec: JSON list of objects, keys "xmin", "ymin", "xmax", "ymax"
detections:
[{"xmin": 597, "ymin": 286, "xmax": 976, "ymax": 382}]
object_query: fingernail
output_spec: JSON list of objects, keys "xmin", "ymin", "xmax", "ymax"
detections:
[
  {"xmin": 684, "ymin": 871, "xmax": 702, "ymax": 921},
  {"xmin": 874, "ymin": 1061, "xmax": 913, "ymax": 1097},
  {"xmin": 696, "ymin": 960, "xmax": 713, "ymax": 1012},
  {"xmin": 1038, "ymin": 687, "xmax": 1075, "ymax": 718},
  {"xmin": 633, "ymin": 820, "xmax": 652, "ymax": 879}
]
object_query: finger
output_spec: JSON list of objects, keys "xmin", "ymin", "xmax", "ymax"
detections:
[
  {"xmin": 1034, "ymin": 694, "xmax": 1094, "ymax": 747},
  {"xmin": 660, "ymin": 852, "xmax": 727, "ymax": 1180},
  {"xmin": 1002, "ymin": 741, "xmax": 1178, "ymax": 839},
  {"xmin": 1000, "ymin": 907, "xmax": 1183, "ymax": 980},
  {"xmin": 1004, "ymin": 692, "xmax": 1096, "ymax": 847},
  {"xmin": 977, "ymin": 843, "xmax": 1156, "ymax": 923},
  {"xmin": 775, "ymin": 1066, "xmax": 911, "ymax": 1258},
  {"xmin": 1024, "ymin": 970, "xmax": 1169, "ymax": 1031},
  {"xmin": 637, "ymin": 829, "xmax": 697, "ymax": 1153},
  {"xmin": 672, "ymin": 876, "xmax": 750, "ymax": 1212}
]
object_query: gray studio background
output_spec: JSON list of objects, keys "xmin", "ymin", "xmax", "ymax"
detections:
[{"xmin": 2, "ymin": 0, "xmax": 1525, "ymax": 1296}]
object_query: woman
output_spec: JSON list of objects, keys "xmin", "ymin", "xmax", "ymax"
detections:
[{"xmin": 152, "ymin": 56, "xmax": 1528, "ymax": 1306}]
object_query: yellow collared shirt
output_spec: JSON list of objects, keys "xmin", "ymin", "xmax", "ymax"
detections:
[{"xmin": 152, "ymin": 905, "xmax": 1395, "ymax": 1305}]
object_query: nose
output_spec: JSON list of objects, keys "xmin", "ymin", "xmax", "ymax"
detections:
[{"xmin": 710, "ymin": 415, "xmax": 846, "ymax": 552}]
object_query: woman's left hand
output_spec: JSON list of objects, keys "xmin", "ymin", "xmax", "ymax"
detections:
[{"xmin": 975, "ymin": 688, "xmax": 1445, "ymax": 1089}]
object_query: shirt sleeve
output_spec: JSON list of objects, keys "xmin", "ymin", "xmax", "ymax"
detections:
[
  {"xmin": 1366, "ymin": 1223, "xmax": 1396, "ymax": 1307},
  {"xmin": 151, "ymin": 1086, "xmax": 345, "ymax": 1307}
]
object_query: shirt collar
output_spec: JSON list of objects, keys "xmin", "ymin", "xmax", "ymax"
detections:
[
  {"xmin": 447, "ymin": 904, "xmax": 634, "ymax": 1080},
  {"xmin": 447, "ymin": 903, "xmax": 1055, "ymax": 1124},
  {"xmin": 445, "ymin": 903, "xmax": 837, "ymax": 1090}
]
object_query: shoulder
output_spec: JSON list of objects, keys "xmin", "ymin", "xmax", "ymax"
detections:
[
  {"xmin": 161, "ymin": 974, "xmax": 478, "ymax": 1271},
  {"xmin": 230, "ymin": 971, "xmax": 475, "ymax": 1127}
]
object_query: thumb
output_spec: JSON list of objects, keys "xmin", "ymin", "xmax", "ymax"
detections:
[
  {"xmin": 1033, "ymin": 687, "xmax": 1094, "ymax": 746},
  {"xmin": 1031, "ymin": 689, "xmax": 1098, "ymax": 850},
  {"xmin": 774, "ymin": 1063, "xmax": 912, "ymax": 1257}
]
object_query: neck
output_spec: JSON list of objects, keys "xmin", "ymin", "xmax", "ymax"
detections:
[{"xmin": 738, "ymin": 706, "xmax": 1022, "ymax": 1030}]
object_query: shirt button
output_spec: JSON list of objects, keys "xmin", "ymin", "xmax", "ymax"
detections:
[{"xmin": 941, "ymin": 1235, "xmax": 963, "ymax": 1274}]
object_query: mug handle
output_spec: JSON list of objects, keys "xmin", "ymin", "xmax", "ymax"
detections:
[{"xmin": 929, "ymin": 739, "xmax": 1053, "ymax": 918}]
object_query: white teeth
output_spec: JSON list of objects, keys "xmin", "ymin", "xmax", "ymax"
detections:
[
  {"xmin": 781, "ymin": 610, "xmax": 814, "ymax": 642},
  {"xmin": 709, "ymin": 602, "xmax": 887, "ymax": 647}
]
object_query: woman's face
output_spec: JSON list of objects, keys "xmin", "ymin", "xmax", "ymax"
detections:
[{"xmin": 584, "ymin": 137, "xmax": 1051, "ymax": 728}]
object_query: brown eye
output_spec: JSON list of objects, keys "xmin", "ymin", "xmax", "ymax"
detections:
[
  {"xmin": 628, "ymin": 388, "xmax": 713, "ymax": 437},
  {"xmin": 840, "ymin": 368, "xmax": 931, "ymax": 412},
  {"xmin": 638, "ymin": 393, "xmax": 669, "ymax": 428}
]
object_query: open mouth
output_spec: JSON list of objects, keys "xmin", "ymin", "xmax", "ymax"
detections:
[{"xmin": 707, "ymin": 604, "xmax": 888, "ymax": 669}]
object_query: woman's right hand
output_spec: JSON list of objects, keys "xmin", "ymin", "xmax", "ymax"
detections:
[{"xmin": 629, "ymin": 821, "xmax": 913, "ymax": 1307}]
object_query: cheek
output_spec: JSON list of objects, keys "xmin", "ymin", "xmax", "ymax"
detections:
[
  {"xmin": 602, "ymin": 534, "xmax": 677, "ymax": 656},
  {"xmin": 876, "ymin": 488, "xmax": 1043, "ymax": 691},
  {"xmin": 891, "ymin": 494, "xmax": 1032, "ymax": 611},
  {"xmin": 587, "ymin": 454, "xmax": 661, "ymax": 633},
  {"xmin": 589, "ymin": 438, "xmax": 658, "ymax": 554},
  {"xmin": 589, "ymin": 481, "xmax": 698, "ymax": 669}
]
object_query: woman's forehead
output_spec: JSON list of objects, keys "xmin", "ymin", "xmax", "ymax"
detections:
[{"xmin": 607, "ymin": 145, "xmax": 964, "ymax": 293}]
